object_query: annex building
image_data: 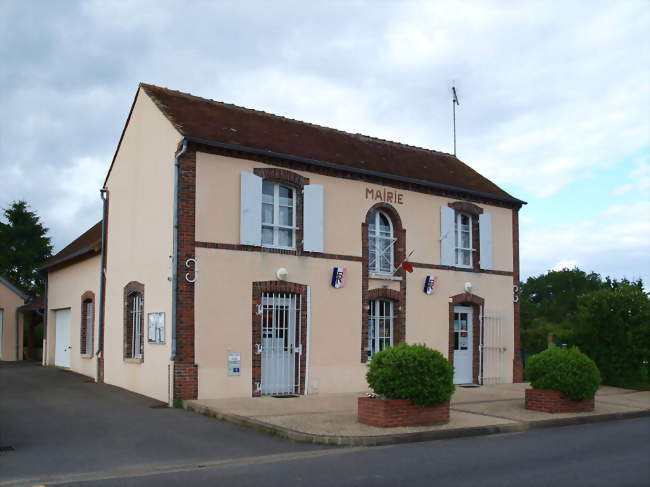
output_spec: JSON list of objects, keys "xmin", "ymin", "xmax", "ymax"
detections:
[{"xmin": 42, "ymin": 84, "xmax": 525, "ymax": 403}]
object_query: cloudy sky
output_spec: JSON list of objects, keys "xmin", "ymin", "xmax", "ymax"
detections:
[{"xmin": 1, "ymin": 0, "xmax": 648, "ymax": 283}]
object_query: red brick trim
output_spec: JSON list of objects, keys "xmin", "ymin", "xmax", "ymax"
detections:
[
  {"xmin": 123, "ymin": 281, "xmax": 144, "ymax": 360},
  {"xmin": 190, "ymin": 141, "xmax": 523, "ymax": 210},
  {"xmin": 251, "ymin": 280, "xmax": 308, "ymax": 397},
  {"xmin": 448, "ymin": 292, "xmax": 484, "ymax": 384},
  {"xmin": 195, "ymin": 241, "xmax": 363, "ymax": 262},
  {"xmin": 513, "ymin": 209, "xmax": 523, "ymax": 382},
  {"xmin": 175, "ymin": 149, "xmax": 199, "ymax": 400},
  {"xmin": 448, "ymin": 201, "xmax": 483, "ymax": 215},
  {"xmin": 525, "ymin": 389, "xmax": 595, "ymax": 413},
  {"xmin": 253, "ymin": 167, "xmax": 310, "ymax": 187},
  {"xmin": 361, "ymin": 203, "xmax": 407, "ymax": 363},
  {"xmin": 368, "ymin": 288, "xmax": 401, "ymax": 301},
  {"xmin": 412, "ymin": 262, "xmax": 513, "ymax": 276},
  {"xmin": 80, "ymin": 291, "xmax": 95, "ymax": 356},
  {"xmin": 358, "ymin": 397, "xmax": 450, "ymax": 427}
]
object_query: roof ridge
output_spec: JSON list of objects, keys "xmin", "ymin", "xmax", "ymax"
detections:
[{"xmin": 139, "ymin": 83, "xmax": 457, "ymax": 159}]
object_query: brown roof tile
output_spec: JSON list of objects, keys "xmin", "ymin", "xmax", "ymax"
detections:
[
  {"xmin": 41, "ymin": 221, "xmax": 102, "ymax": 271},
  {"xmin": 140, "ymin": 83, "xmax": 521, "ymax": 204}
]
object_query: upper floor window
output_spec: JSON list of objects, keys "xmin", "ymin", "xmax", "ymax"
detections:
[
  {"xmin": 368, "ymin": 210, "xmax": 396, "ymax": 274},
  {"xmin": 262, "ymin": 181, "xmax": 296, "ymax": 249},
  {"xmin": 455, "ymin": 212, "xmax": 472, "ymax": 267}
]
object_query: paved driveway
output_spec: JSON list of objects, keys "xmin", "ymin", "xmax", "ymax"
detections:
[{"xmin": 0, "ymin": 362, "xmax": 323, "ymax": 485}]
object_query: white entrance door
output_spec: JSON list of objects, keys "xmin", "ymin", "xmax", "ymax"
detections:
[
  {"xmin": 453, "ymin": 306, "xmax": 473, "ymax": 384},
  {"xmin": 260, "ymin": 293, "xmax": 300, "ymax": 395},
  {"xmin": 55, "ymin": 308, "xmax": 71, "ymax": 368}
]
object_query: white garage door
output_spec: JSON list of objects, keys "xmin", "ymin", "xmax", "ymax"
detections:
[{"xmin": 55, "ymin": 309, "xmax": 71, "ymax": 368}]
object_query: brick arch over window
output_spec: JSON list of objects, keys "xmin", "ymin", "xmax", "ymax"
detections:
[
  {"xmin": 361, "ymin": 202, "xmax": 407, "ymax": 363},
  {"xmin": 448, "ymin": 201, "xmax": 483, "ymax": 216},
  {"xmin": 254, "ymin": 167, "xmax": 308, "ymax": 253},
  {"xmin": 253, "ymin": 167, "xmax": 310, "ymax": 187},
  {"xmin": 251, "ymin": 280, "xmax": 308, "ymax": 397},
  {"xmin": 80, "ymin": 291, "xmax": 95, "ymax": 357},
  {"xmin": 123, "ymin": 281, "xmax": 144, "ymax": 361},
  {"xmin": 449, "ymin": 292, "xmax": 484, "ymax": 383}
]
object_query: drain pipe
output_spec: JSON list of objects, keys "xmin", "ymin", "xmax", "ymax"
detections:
[
  {"xmin": 171, "ymin": 137, "xmax": 188, "ymax": 361},
  {"xmin": 97, "ymin": 189, "xmax": 109, "ymax": 361}
]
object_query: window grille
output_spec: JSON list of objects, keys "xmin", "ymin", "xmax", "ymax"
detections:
[
  {"xmin": 85, "ymin": 300, "xmax": 93, "ymax": 355},
  {"xmin": 126, "ymin": 292, "xmax": 143, "ymax": 359},
  {"xmin": 259, "ymin": 292, "xmax": 302, "ymax": 395},
  {"xmin": 262, "ymin": 181, "xmax": 297, "ymax": 249},
  {"xmin": 368, "ymin": 211, "xmax": 396, "ymax": 274},
  {"xmin": 368, "ymin": 298, "xmax": 394, "ymax": 358}
]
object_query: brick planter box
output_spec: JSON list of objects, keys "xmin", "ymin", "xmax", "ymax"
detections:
[
  {"xmin": 525, "ymin": 388, "xmax": 595, "ymax": 413},
  {"xmin": 358, "ymin": 397, "xmax": 450, "ymax": 427}
]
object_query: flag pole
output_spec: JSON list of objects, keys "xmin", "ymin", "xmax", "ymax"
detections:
[
  {"xmin": 452, "ymin": 86, "xmax": 460, "ymax": 156},
  {"xmin": 392, "ymin": 250, "xmax": 414, "ymax": 276}
]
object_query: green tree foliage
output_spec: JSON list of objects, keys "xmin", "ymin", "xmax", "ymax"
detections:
[
  {"xmin": 526, "ymin": 346, "xmax": 601, "ymax": 400},
  {"xmin": 366, "ymin": 343, "xmax": 454, "ymax": 406},
  {"xmin": 0, "ymin": 201, "xmax": 52, "ymax": 296},
  {"xmin": 572, "ymin": 281, "xmax": 650, "ymax": 384},
  {"xmin": 520, "ymin": 268, "xmax": 605, "ymax": 352}
]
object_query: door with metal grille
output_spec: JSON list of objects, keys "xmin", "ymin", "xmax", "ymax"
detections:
[
  {"xmin": 480, "ymin": 310, "xmax": 508, "ymax": 384},
  {"xmin": 260, "ymin": 293, "xmax": 302, "ymax": 395}
]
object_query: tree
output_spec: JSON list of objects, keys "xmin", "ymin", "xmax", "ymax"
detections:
[
  {"xmin": 0, "ymin": 201, "xmax": 52, "ymax": 296},
  {"xmin": 520, "ymin": 268, "xmax": 605, "ymax": 352},
  {"xmin": 572, "ymin": 280, "xmax": 649, "ymax": 384}
]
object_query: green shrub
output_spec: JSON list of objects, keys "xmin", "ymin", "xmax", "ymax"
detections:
[
  {"xmin": 525, "ymin": 346, "xmax": 601, "ymax": 400},
  {"xmin": 366, "ymin": 343, "xmax": 454, "ymax": 407}
]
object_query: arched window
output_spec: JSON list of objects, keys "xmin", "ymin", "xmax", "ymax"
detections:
[
  {"xmin": 368, "ymin": 298, "xmax": 394, "ymax": 358},
  {"xmin": 368, "ymin": 210, "xmax": 395, "ymax": 274},
  {"xmin": 123, "ymin": 282, "xmax": 144, "ymax": 361}
]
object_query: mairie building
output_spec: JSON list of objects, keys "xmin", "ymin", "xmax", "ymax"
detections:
[{"xmin": 41, "ymin": 84, "xmax": 526, "ymax": 403}]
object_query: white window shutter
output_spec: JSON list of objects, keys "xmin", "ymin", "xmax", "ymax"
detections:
[
  {"xmin": 240, "ymin": 172, "xmax": 262, "ymax": 246},
  {"xmin": 479, "ymin": 213, "xmax": 493, "ymax": 270},
  {"xmin": 303, "ymin": 184, "xmax": 324, "ymax": 252},
  {"xmin": 440, "ymin": 206, "xmax": 455, "ymax": 266}
]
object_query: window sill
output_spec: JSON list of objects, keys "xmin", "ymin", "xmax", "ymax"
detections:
[
  {"xmin": 124, "ymin": 358, "xmax": 144, "ymax": 364},
  {"xmin": 368, "ymin": 273, "xmax": 402, "ymax": 281},
  {"xmin": 81, "ymin": 354, "xmax": 93, "ymax": 359}
]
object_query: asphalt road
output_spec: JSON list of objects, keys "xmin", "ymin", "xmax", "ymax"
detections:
[{"xmin": 1, "ymin": 363, "xmax": 649, "ymax": 487}]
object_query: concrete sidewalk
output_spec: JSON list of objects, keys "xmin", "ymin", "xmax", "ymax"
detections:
[{"xmin": 184, "ymin": 383, "xmax": 650, "ymax": 446}]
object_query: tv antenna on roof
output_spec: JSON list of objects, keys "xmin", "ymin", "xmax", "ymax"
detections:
[{"xmin": 452, "ymin": 85, "xmax": 460, "ymax": 156}]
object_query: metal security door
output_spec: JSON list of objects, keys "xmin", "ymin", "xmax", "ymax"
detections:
[
  {"xmin": 453, "ymin": 306, "xmax": 473, "ymax": 384},
  {"xmin": 260, "ymin": 293, "xmax": 302, "ymax": 395},
  {"xmin": 55, "ymin": 308, "xmax": 71, "ymax": 368},
  {"xmin": 480, "ymin": 310, "xmax": 508, "ymax": 384}
]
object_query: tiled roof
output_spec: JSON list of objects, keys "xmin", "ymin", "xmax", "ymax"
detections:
[
  {"xmin": 140, "ymin": 83, "xmax": 521, "ymax": 205},
  {"xmin": 41, "ymin": 221, "xmax": 102, "ymax": 271}
]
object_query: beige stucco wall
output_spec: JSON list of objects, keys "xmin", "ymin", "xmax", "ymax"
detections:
[
  {"xmin": 102, "ymin": 87, "xmax": 181, "ymax": 402},
  {"xmin": 46, "ymin": 255, "xmax": 100, "ymax": 378},
  {"xmin": 195, "ymin": 153, "xmax": 514, "ymax": 272},
  {"xmin": 193, "ymin": 152, "xmax": 516, "ymax": 398},
  {"xmin": 0, "ymin": 281, "xmax": 25, "ymax": 361}
]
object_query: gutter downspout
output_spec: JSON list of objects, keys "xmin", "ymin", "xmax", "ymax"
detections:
[
  {"xmin": 97, "ymin": 189, "xmax": 109, "ymax": 365},
  {"xmin": 42, "ymin": 275, "xmax": 48, "ymax": 365},
  {"xmin": 171, "ymin": 137, "xmax": 188, "ymax": 362}
]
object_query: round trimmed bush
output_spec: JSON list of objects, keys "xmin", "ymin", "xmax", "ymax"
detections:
[
  {"xmin": 366, "ymin": 343, "xmax": 454, "ymax": 407},
  {"xmin": 526, "ymin": 346, "xmax": 601, "ymax": 400}
]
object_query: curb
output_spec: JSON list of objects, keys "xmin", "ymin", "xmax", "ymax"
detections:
[{"xmin": 183, "ymin": 401, "xmax": 650, "ymax": 447}]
